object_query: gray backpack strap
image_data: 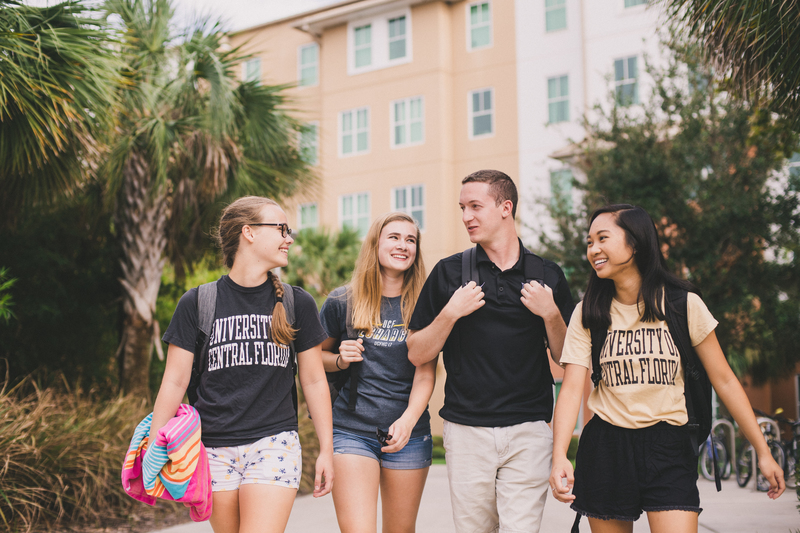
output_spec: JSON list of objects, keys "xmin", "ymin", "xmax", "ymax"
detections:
[
  {"xmin": 188, "ymin": 281, "xmax": 218, "ymax": 405},
  {"xmin": 281, "ymin": 282, "xmax": 296, "ymax": 354},
  {"xmin": 344, "ymin": 286, "xmax": 360, "ymax": 411}
]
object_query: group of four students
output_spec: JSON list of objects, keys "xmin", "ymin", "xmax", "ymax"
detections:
[{"xmin": 151, "ymin": 169, "xmax": 785, "ymax": 533}]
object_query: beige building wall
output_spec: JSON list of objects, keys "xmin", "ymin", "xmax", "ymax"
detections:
[{"xmin": 230, "ymin": 0, "xmax": 519, "ymax": 436}]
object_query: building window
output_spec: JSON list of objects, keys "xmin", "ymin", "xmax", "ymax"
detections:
[
  {"xmin": 624, "ymin": 0, "xmax": 647, "ymax": 7},
  {"xmin": 354, "ymin": 24, "xmax": 372, "ymax": 68},
  {"xmin": 388, "ymin": 16, "xmax": 407, "ymax": 60},
  {"xmin": 469, "ymin": 88, "xmax": 494, "ymax": 138},
  {"xmin": 298, "ymin": 43, "xmax": 319, "ymax": 87},
  {"xmin": 243, "ymin": 58, "xmax": 261, "ymax": 84},
  {"xmin": 391, "ymin": 96, "xmax": 424, "ymax": 148},
  {"xmin": 341, "ymin": 192, "xmax": 370, "ymax": 237},
  {"xmin": 548, "ymin": 75, "xmax": 569, "ymax": 123},
  {"xmin": 545, "ymin": 0, "xmax": 566, "ymax": 32},
  {"xmin": 298, "ymin": 203, "xmax": 318, "ymax": 230},
  {"xmin": 300, "ymin": 122, "xmax": 318, "ymax": 166},
  {"xmin": 468, "ymin": 1, "xmax": 492, "ymax": 50},
  {"xmin": 340, "ymin": 107, "xmax": 369, "ymax": 156},
  {"xmin": 550, "ymin": 169, "xmax": 573, "ymax": 212},
  {"xmin": 614, "ymin": 56, "xmax": 638, "ymax": 106},
  {"xmin": 392, "ymin": 184, "xmax": 424, "ymax": 230},
  {"xmin": 788, "ymin": 152, "xmax": 800, "ymax": 178}
]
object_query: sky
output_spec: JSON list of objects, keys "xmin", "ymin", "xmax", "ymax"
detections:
[{"xmin": 24, "ymin": 0, "xmax": 342, "ymax": 32}]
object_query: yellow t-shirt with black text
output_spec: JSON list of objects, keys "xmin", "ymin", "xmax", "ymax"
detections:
[{"xmin": 560, "ymin": 293, "xmax": 718, "ymax": 429}]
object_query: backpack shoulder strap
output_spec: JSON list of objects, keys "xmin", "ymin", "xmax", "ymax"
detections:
[
  {"xmin": 280, "ymin": 282, "xmax": 299, "ymax": 416},
  {"xmin": 461, "ymin": 246, "xmax": 479, "ymax": 286},
  {"xmin": 189, "ymin": 281, "xmax": 218, "ymax": 405},
  {"xmin": 345, "ymin": 286, "xmax": 357, "ymax": 340},
  {"xmin": 343, "ymin": 287, "xmax": 360, "ymax": 412},
  {"xmin": 589, "ymin": 326, "xmax": 607, "ymax": 387},
  {"xmin": 522, "ymin": 250, "xmax": 545, "ymax": 283}
]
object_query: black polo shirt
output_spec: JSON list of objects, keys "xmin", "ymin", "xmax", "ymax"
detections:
[{"xmin": 409, "ymin": 240, "xmax": 574, "ymax": 427}]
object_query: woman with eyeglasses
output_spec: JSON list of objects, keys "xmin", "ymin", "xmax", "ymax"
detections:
[
  {"xmin": 319, "ymin": 212, "xmax": 436, "ymax": 533},
  {"xmin": 151, "ymin": 196, "xmax": 334, "ymax": 533},
  {"xmin": 549, "ymin": 204, "xmax": 784, "ymax": 533}
]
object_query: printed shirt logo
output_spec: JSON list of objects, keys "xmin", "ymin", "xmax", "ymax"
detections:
[
  {"xmin": 360, "ymin": 319, "xmax": 407, "ymax": 348},
  {"xmin": 598, "ymin": 326, "xmax": 680, "ymax": 388},
  {"xmin": 206, "ymin": 314, "xmax": 290, "ymax": 371}
]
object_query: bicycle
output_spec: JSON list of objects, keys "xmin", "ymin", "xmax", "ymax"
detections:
[
  {"xmin": 735, "ymin": 411, "xmax": 783, "ymax": 489},
  {"xmin": 772, "ymin": 408, "xmax": 799, "ymax": 490},
  {"xmin": 699, "ymin": 418, "xmax": 733, "ymax": 482}
]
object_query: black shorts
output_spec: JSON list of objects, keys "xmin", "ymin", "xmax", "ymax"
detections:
[{"xmin": 571, "ymin": 416, "xmax": 701, "ymax": 521}]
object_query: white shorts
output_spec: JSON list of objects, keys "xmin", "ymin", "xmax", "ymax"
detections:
[{"xmin": 207, "ymin": 430, "xmax": 301, "ymax": 492}]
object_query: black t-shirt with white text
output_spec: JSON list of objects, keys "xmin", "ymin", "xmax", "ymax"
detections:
[
  {"xmin": 162, "ymin": 275, "xmax": 327, "ymax": 447},
  {"xmin": 409, "ymin": 242, "xmax": 574, "ymax": 427}
]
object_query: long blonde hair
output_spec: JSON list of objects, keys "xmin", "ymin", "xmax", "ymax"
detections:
[
  {"xmin": 349, "ymin": 212, "xmax": 426, "ymax": 332},
  {"xmin": 214, "ymin": 196, "xmax": 296, "ymax": 346}
]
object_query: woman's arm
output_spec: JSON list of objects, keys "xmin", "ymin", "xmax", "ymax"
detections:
[
  {"xmin": 321, "ymin": 336, "xmax": 363, "ymax": 373},
  {"xmin": 297, "ymin": 343, "xmax": 335, "ymax": 497},
  {"xmin": 149, "ymin": 344, "xmax": 194, "ymax": 438},
  {"xmin": 695, "ymin": 330, "xmax": 785, "ymax": 499},
  {"xmin": 382, "ymin": 356, "xmax": 438, "ymax": 453},
  {"xmin": 549, "ymin": 363, "xmax": 587, "ymax": 503}
]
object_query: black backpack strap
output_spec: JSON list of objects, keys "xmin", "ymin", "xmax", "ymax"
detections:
[
  {"xmin": 590, "ymin": 326, "xmax": 607, "ymax": 387},
  {"xmin": 281, "ymin": 282, "xmax": 299, "ymax": 416},
  {"xmin": 522, "ymin": 251, "xmax": 545, "ymax": 284},
  {"xmin": 461, "ymin": 246, "xmax": 478, "ymax": 286},
  {"xmin": 345, "ymin": 288, "xmax": 359, "ymax": 412},
  {"xmin": 189, "ymin": 281, "xmax": 218, "ymax": 405}
]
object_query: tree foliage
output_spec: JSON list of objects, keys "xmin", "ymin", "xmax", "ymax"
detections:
[
  {"xmin": 282, "ymin": 228, "xmax": 363, "ymax": 308},
  {"xmin": 540, "ymin": 40, "xmax": 800, "ymax": 381},
  {"xmin": 663, "ymin": 0, "xmax": 800, "ymax": 131}
]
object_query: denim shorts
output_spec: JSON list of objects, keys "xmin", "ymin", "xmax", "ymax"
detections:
[{"xmin": 332, "ymin": 428, "xmax": 432, "ymax": 470}]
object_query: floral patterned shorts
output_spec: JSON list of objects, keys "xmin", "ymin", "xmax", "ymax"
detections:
[{"xmin": 207, "ymin": 430, "xmax": 301, "ymax": 491}]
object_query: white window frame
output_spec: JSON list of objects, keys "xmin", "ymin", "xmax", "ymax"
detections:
[
  {"xmin": 391, "ymin": 184, "xmax": 425, "ymax": 230},
  {"xmin": 299, "ymin": 121, "xmax": 319, "ymax": 166},
  {"xmin": 339, "ymin": 192, "xmax": 371, "ymax": 237},
  {"xmin": 347, "ymin": 9, "xmax": 412, "ymax": 76},
  {"xmin": 388, "ymin": 14, "xmax": 407, "ymax": 61},
  {"xmin": 390, "ymin": 96, "xmax": 425, "ymax": 148},
  {"xmin": 297, "ymin": 202, "xmax": 319, "ymax": 231},
  {"xmin": 614, "ymin": 55, "xmax": 639, "ymax": 106},
  {"xmin": 547, "ymin": 74, "xmax": 570, "ymax": 124},
  {"xmin": 297, "ymin": 42, "xmax": 319, "ymax": 88},
  {"xmin": 545, "ymin": 0, "xmax": 567, "ymax": 33},
  {"xmin": 339, "ymin": 107, "xmax": 370, "ymax": 157},
  {"xmin": 466, "ymin": 1, "xmax": 492, "ymax": 51},
  {"xmin": 468, "ymin": 87, "xmax": 495, "ymax": 139},
  {"xmin": 242, "ymin": 58, "xmax": 261, "ymax": 84}
]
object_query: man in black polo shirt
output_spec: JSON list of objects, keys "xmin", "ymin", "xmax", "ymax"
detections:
[{"xmin": 408, "ymin": 170, "xmax": 574, "ymax": 533}]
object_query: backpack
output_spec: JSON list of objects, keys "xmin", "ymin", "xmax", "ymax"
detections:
[
  {"xmin": 588, "ymin": 284, "xmax": 718, "ymax": 490},
  {"xmin": 326, "ymin": 288, "xmax": 360, "ymax": 412},
  {"xmin": 186, "ymin": 279, "xmax": 298, "ymax": 415}
]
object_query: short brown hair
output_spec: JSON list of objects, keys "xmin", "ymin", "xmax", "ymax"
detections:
[{"xmin": 462, "ymin": 169, "xmax": 518, "ymax": 218}]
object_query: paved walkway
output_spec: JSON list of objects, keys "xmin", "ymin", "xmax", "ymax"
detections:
[{"xmin": 156, "ymin": 466, "xmax": 798, "ymax": 532}]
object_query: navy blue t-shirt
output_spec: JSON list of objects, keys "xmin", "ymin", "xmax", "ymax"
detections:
[
  {"xmin": 319, "ymin": 286, "xmax": 431, "ymax": 438},
  {"xmin": 162, "ymin": 275, "xmax": 327, "ymax": 447}
]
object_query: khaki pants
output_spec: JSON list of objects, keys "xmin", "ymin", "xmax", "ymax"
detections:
[{"xmin": 443, "ymin": 420, "xmax": 552, "ymax": 533}]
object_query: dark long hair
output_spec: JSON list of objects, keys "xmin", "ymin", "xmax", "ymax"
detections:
[{"xmin": 581, "ymin": 204, "xmax": 697, "ymax": 331}]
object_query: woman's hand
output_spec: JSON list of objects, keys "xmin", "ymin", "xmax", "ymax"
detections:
[
  {"xmin": 757, "ymin": 450, "xmax": 786, "ymax": 499},
  {"xmin": 313, "ymin": 448, "xmax": 334, "ymax": 498},
  {"xmin": 337, "ymin": 338, "xmax": 364, "ymax": 369},
  {"xmin": 549, "ymin": 455, "xmax": 575, "ymax": 503},
  {"xmin": 382, "ymin": 415, "xmax": 415, "ymax": 453}
]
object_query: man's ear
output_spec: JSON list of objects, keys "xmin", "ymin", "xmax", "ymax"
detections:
[{"xmin": 501, "ymin": 199, "xmax": 514, "ymax": 219}]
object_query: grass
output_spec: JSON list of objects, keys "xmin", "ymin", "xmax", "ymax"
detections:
[{"xmin": 0, "ymin": 375, "xmax": 180, "ymax": 532}]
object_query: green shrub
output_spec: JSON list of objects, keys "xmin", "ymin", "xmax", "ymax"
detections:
[{"xmin": 0, "ymin": 378, "xmax": 160, "ymax": 531}]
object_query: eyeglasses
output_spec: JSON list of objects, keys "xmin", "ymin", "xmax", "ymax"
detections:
[{"xmin": 248, "ymin": 222, "xmax": 293, "ymax": 238}]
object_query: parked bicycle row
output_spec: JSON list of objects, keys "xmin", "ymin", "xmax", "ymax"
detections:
[{"xmin": 699, "ymin": 408, "xmax": 799, "ymax": 491}]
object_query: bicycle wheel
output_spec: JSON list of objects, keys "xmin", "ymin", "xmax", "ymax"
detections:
[
  {"xmin": 700, "ymin": 438, "xmax": 728, "ymax": 482},
  {"xmin": 736, "ymin": 445, "xmax": 754, "ymax": 488},
  {"xmin": 756, "ymin": 441, "xmax": 785, "ymax": 492},
  {"xmin": 712, "ymin": 425, "xmax": 732, "ymax": 480},
  {"xmin": 784, "ymin": 443, "xmax": 797, "ymax": 490}
]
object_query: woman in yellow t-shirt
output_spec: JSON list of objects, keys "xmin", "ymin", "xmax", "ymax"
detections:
[{"xmin": 549, "ymin": 204, "xmax": 784, "ymax": 533}]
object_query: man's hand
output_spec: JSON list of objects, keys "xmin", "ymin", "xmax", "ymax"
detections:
[
  {"xmin": 443, "ymin": 281, "xmax": 485, "ymax": 320},
  {"xmin": 520, "ymin": 281, "xmax": 559, "ymax": 319}
]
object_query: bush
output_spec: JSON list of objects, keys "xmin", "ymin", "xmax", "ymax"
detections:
[{"xmin": 0, "ymin": 376, "xmax": 174, "ymax": 532}]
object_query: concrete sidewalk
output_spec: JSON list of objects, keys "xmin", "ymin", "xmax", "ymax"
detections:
[{"xmin": 156, "ymin": 465, "xmax": 798, "ymax": 532}]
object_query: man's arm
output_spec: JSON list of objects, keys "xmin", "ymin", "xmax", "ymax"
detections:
[{"xmin": 408, "ymin": 281, "xmax": 484, "ymax": 367}]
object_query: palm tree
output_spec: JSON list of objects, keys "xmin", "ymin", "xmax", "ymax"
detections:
[
  {"xmin": 663, "ymin": 0, "xmax": 800, "ymax": 130},
  {"xmin": 0, "ymin": 0, "xmax": 118, "ymax": 221},
  {"xmin": 104, "ymin": 0, "xmax": 313, "ymax": 397}
]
